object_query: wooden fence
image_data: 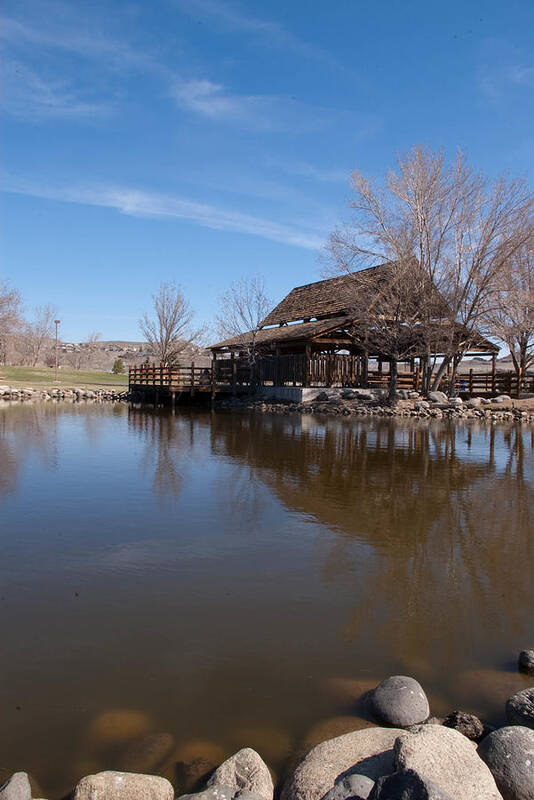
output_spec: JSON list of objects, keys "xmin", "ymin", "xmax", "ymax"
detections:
[{"xmin": 130, "ymin": 359, "xmax": 533, "ymax": 397}]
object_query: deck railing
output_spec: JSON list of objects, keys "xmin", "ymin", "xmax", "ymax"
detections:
[{"xmin": 130, "ymin": 359, "xmax": 532, "ymax": 397}]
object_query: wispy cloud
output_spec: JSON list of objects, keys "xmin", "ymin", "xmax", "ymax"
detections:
[
  {"xmin": 0, "ymin": 11, "xmax": 153, "ymax": 70},
  {"xmin": 477, "ymin": 39, "xmax": 534, "ymax": 101},
  {"xmin": 172, "ymin": 0, "xmax": 335, "ymax": 65},
  {"xmin": 172, "ymin": 78, "xmax": 352, "ymax": 133},
  {"xmin": 3, "ymin": 178, "xmax": 324, "ymax": 250},
  {"xmin": 263, "ymin": 157, "xmax": 350, "ymax": 184},
  {"xmin": 2, "ymin": 59, "xmax": 111, "ymax": 121}
]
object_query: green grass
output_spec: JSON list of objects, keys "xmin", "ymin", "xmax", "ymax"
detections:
[{"xmin": 0, "ymin": 365, "xmax": 129, "ymax": 390}]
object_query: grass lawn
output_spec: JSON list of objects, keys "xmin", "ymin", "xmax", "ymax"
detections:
[{"xmin": 0, "ymin": 365, "xmax": 129, "ymax": 391}]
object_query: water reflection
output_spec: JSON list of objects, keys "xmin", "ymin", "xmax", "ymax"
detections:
[
  {"xmin": 0, "ymin": 404, "xmax": 533, "ymax": 799},
  {"xmin": 210, "ymin": 414, "xmax": 534, "ymax": 691}
]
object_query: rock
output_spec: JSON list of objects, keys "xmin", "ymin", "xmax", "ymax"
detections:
[
  {"xmin": 297, "ymin": 715, "xmax": 376, "ymax": 760},
  {"xmin": 368, "ymin": 768, "xmax": 454, "ymax": 799},
  {"xmin": 519, "ymin": 651, "xmax": 534, "ymax": 676},
  {"xmin": 73, "ymin": 771, "xmax": 174, "ymax": 800},
  {"xmin": 234, "ymin": 792, "xmax": 266, "ymax": 800},
  {"xmin": 414, "ymin": 401, "xmax": 430, "ymax": 410},
  {"xmin": 493, "ymin": 395, "xmax": 512, "ymax": 404},
  {"xmin": 280, "ymin": 727, "xmax": 408, "ymax": 800},
  {"xmin": 230, "ymin": 725, "xmax": 292, "ymax": 763},
  {"xmin": 206, "ymin": 749, "xmax": 273, "ymax": 800},
  {"xmin": 395, "ymin": 724, "xmax": 503, "ymax": 799},
  {"xmin": 442, "ymin": 710, "xmax": 485, "ymax": 741},
  {"xmin": 428, "ymin": 391, "xmax": 447, "ymax": 403},
  {"xmin": 506, "ymin": 687, "xmax": 534, "ymax": 728},
  {"xmin": 117, "ymin": 732, "xmax": 175, "ymax": 773},
  {"xmin": 368, "ymin": 676, "xmax": 429, "ymax": 728},
  {"xmin": 323, "ymin": 774, "xmax": 375, "ymax": 800},
  {"xmin": 178, "ymin": 786, "xmax": 237, "ymax": 800},
  {"xmin": 85, "ymin": 708, "xmax": 154, "ymax": 747},
  {"xmin": 0, "ymin": 773, "xmax": 31, "ymax": 800},
  {"xmin": 477, "ymin": 725, "xmax": 534, "ymax": 800},
  {"xmin": 164, "ymin": 739, "xmax": 225, "ymax": 793},
  {"xmin": 405, "ymin": 717, "xmax": 444, "ymax": 734},
  {"xmin": 466, "ymin": 397, "xmax": 482, "ymax": 407}
]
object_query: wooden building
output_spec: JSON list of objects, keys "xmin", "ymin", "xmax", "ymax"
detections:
[{"xmin": 210, "ymin": 265, "xmax": 498, "ymax": 390}]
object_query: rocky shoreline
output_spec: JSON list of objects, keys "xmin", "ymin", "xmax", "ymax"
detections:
[
  {"xmin": 3, "ymin": 651, "xmax": 533, "ymax": 800},
  {"xmin": 0, "ymin": 385, "xmax": 128, "ymax": 402},
  {"xmin": 216, "ymin": 388, "xmax": 534, "ymax": 423}
]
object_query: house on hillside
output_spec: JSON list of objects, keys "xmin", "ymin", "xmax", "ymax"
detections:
[{"xmin": 210, "ymin": 264, "xmax": 498, "ymax": 390}]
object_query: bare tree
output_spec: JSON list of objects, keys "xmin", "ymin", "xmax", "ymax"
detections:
[
  {"xmin": 0, "ymin": 281, "xmax": 23, "ymax": 364},
  {"xmin": 139, "ymin": 282, "xmax": 204, "ymax": 364},
  {"xmin": 326, "ymin": 146, "xmax": 533, "ymax": 395},
  {"xmin": 216, "ymin": 276, "xmax": 271, "ymax": 366},
  {"xmin": 486, "ymin": 240, "xmax": 534, "ymax": 394},
  {"xmin": 23, "ymin": 303, "xmax": 57, "ymax": 366}
]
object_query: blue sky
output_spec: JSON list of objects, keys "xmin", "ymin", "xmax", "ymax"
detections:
[{"xmin": 2, "ymin": 0, "xmax": 534, "ymax": 342}]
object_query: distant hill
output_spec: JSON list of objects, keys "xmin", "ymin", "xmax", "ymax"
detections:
[{"xmin": 59, "ymin": 339, "xmax": 211, "ymax": 372}]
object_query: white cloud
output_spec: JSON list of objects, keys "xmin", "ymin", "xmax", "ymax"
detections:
[
  {"xmin": 2, "ymin": 59, "xmax": 111, "ymax": 120},
  {"xmin": 172, "ymin": 78, "xmax": 332, "ymax": 132},
  {"xmin": 3, "ymin": 178, "xmax": 324, "ymax": 250}
]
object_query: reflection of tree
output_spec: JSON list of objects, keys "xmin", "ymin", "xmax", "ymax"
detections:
[
  {"xmin": 0, "ymin": 403, "xmax": 60, "ymax": 493},
  {"xmin": 0, "ymin": 402, "xmax": 129, "ymax": 495},
  {"xmin": 210, "ymin": 413, "xmax": 534, "ymax": 689},
  {"xmin": 128, "ymin": 408, "xmax": 201, "ymax": 499}
]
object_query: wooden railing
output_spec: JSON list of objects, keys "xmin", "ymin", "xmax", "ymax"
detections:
[
  {"xmin": 129, "ymin": 363, "xmax": 214, "ymax": 390},
  {"xmin": 130, "ymin": 360, "xmax": 532, "ymax": 397}
]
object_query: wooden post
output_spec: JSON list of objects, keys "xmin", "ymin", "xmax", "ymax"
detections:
[
  {"xmin": 231, "ymin": 352, "xmax": 237, "ymax": 395},
  {"xmin": 190, "ymin": 361, "xmax": 195, "ymax": 397},
  {"xmin": 211, "ymin": 357, "xmax": 216, "ymax": 400},
  {"xmin": 304, "ymin": 343, "xmax": 311, "ymax": 387},
  {"xmin": 362, "ymin": 352, "xmax": 369, "ymax": 387},
  {"xmin": 469, "ymin": 369, "xmax": 473, "ymax": 395},
  {"xmin": 491, "ymin": 353, "xmax": 496, "ymax": 395}
]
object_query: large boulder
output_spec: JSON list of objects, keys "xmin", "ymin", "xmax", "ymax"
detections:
[
  {"xmin": 394, "ymin": 725, "xmax": 503, "ymax": 800},
  {"xmin": 442, "ymin": 710, "xmax": 485, "ymax": 741},
  {"xmin": 518, "ymin": 651, "xmax": 534, "ymax": 676},
  {"xmin": 428, "ymin": 391, "xmax": 447, "ymax": 404},
  {"xmin": 506, "ymin": 687, "xmax": 534, "ymax": 729},
  {"xmin": 117, "ymin": 732, "xmax": 175, "ymax": 773},
  {"xmin": 206, "ymin": 748, "xmax": 273, "ymax": 800},
  {"xmin": 73, "ymin": 771, "xmax": 174, "ymax": 800},
  {"xmin": 368, "ymin": 676, "xmax": 429, "ymax": 728},
  {"xmin": 280, "ymin": 727, "xmax": 408, "ymax": 800},
  {"xmin": 178, "ymin": 786, "xmax": 238, "ymax": 800},
  {"xmin": 0, "ymin": 773, "xmax": 31, "ymax": 800},
  {"xmin": 323, "ymin": 774, "xmax": 375, "ymax": 800},
  {"xmin": 478, "ymin": 725, "xmax": 534, "ymax": 800},
  {"xmin": 369, "ymin": 768, "xmax": 453, "ymax": 799}
]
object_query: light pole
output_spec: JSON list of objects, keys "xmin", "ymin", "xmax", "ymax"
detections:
[{"xmin": 54, "ymin": 319, "xmax": 61, "ymax": 381}]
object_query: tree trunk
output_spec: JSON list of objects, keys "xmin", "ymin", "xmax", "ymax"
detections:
[
  {"xmin": 449, "ymin": 353, "xmax": 463, "ymax": 397},
  {"xmin": 387, "ymin": 358, "xmax": 398, "ymax": 406},
  {"xmin": 430, "ymin": 355, "xmax": 451, "ymax": 393}
]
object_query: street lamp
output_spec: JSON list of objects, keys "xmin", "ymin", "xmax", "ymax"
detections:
[{"xmin": 54, "ymin": 320, "xmax": 61, "ymax": 381}]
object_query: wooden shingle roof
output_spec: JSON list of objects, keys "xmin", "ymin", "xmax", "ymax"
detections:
[
  {"xmin": 260, "ymin": 264, "xmax": 392, "ymax": 327},
  {"xmin": 210, "ymin": 317, "xmax": 349, "ymax": 351}
]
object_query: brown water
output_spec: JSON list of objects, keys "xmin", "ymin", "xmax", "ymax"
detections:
[{"xmin": 0, "ymin": 402, "xmax": 533, "ymax": 798}]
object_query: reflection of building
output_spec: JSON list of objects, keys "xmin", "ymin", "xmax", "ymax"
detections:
[
  {"xmin": 209, "ymin": 412, "xmax": 534, "ymax": 700},
  {"xmin": 210, "ymin": 265, "xmax": 497, "ymax": 389}
]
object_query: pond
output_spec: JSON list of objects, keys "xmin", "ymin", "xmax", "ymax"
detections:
[{"xmin": 0, "ymin": 402, "xmax": 533, "ymax": 798}]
